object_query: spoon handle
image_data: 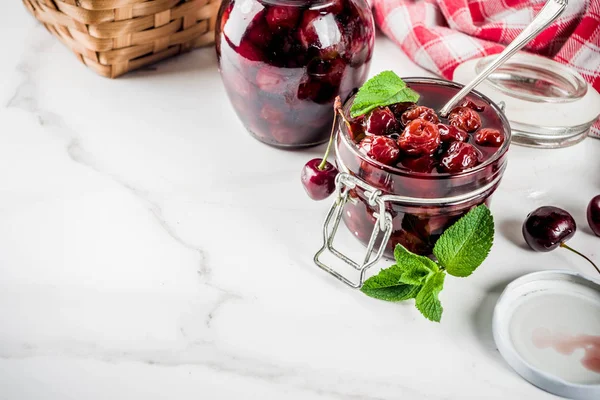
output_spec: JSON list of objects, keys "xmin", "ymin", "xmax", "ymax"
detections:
[{"xmin": 438, "ymin": 0, "xmax": 568, "ymax": 117}]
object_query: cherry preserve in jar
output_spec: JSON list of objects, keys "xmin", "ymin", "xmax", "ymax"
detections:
[
  {"xmin": 315, "ymin": 78, "xmax": 512, "ymax": 288},
  {"xmin": 215, "ymin": 0, "xmax": 375, "ymax": 148}
]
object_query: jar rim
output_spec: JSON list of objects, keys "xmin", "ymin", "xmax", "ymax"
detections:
[{"xmin": 337, "ymin": 77, "xmax": 512, "ymax": 179}]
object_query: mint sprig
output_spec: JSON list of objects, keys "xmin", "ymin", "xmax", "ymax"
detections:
[
  {"xmin": 434, "ymin": 204, "xmax": 494, "ymax": 277},
  {"xmin": 361, "ymin": 205, "xmax": 494, "ymax": 322},
  {"xmin": 350, "ymin": 71, "xmax": 420, "ymax": 118}
]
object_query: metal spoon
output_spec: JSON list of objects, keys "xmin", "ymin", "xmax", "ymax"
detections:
[{"xmin": 438, "ymin": 0, "xmax": 568, "ymax": 117}]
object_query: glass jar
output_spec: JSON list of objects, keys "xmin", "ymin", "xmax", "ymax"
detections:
[
  {"xmin": 215, "ymin": 0, "xmax": 375, "ymax": 148},
  {"xmin": 314, "ymin": 78, "xmax": 511, "ymax": 287}
]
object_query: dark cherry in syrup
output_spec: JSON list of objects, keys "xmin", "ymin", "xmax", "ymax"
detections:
[
  {"xmin": 364, "ymin": 136, "xmax": 400, "ymax": 165},
  {"xmin": 475, "ymin": 128, "xmax": 505, "ymax": 147},
  {"xmin": 439, "ymin": 142, "xmax": 481, "ymax": 173},
  {"xmin": 216, "ymin": 0, "xmax": 374, "ymax": 147},
  {"xmin": 398, "ymin": 119, "xmax": 441, "ymax": 156},
  {"xmin": 340, "ymin": 83, "xmax": 507, "ymax": 257},
  {"xmin": 448, "ymin": 106, "xmax": 481, "ymax": 132},
  {"xmin": 365, "ymin": 107, "xmax": 398, "ymax": 135},
  {"xmin": 400, "ymin": 106, "xmax": 439, "ymax": 126},
  {"xmin": 438, "ymin": 123, "xmax": 468, "ymax": 144}
]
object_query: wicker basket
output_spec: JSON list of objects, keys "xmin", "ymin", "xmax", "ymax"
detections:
[{"xmin": 23, "ymin": 0, "xmax": 221, "ymax": 78}]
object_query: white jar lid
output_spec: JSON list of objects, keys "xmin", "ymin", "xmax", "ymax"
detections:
[
  {"xmin": 493, "ymin": 270, "xmax": 600, "ymax": 399},
  {"xmin": 453, "ymin": 52, "xmax": 600, "ymax": 148}
]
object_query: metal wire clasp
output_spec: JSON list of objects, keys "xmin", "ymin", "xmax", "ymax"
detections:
[{"xmin": 313, "ymin": 173, "xmax": 393, "ymax": 288}]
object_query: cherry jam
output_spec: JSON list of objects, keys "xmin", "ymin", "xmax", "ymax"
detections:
[
  {"xmin": 336, "ymin": 79, "xmax": 511, "ymax": 257},
  {"xmin": 215, "ymin": 0, "xmax": 375, "ymax": 148}
]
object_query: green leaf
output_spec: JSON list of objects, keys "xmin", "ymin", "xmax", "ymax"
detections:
[
  {"xmin": 393, "ymin": 244, "xmax": 439, "ymax": 285},
  {"xmin": 350, "ymin": 71, "xmax": 420, "ymax": 118},
  {"xmin": 433, "ymin": 204, "xmax": 494, "ymax": 277},
  {"xmin": 415, "ymin": 271, "xmax": 446, "ymax": 322},
  {"xmin": 361, "ymin": 264, "xmax": 421, "ymax": 301}
]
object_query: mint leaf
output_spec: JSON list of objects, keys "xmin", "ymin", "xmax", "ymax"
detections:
[
  {"xmin": 415, "ymin": 271, "xmax": 446, "ymax": 322},
  {"xmin": 433, "ymin": 205, "xmax": 494, "ymax": 277},
  {"xmin": 361, "ymin": 264, "xmax": 421, "ymax": 301},
  {"xmin": 394, "ymin": 244, "xmax": 438, "ymax": 285},
  {"xmin": 350, "ymin": 71, "xmax": 420, "ymax": 118}
]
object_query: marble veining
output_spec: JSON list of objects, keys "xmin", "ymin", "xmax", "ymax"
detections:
[{"xmin": 1, "ymin": 3, "xmax": 599, "ymax": 400}]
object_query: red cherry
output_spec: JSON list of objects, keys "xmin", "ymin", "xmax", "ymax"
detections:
[
  {"xmin": 301, "ymin": 158, "xmax": 339, "ymax": 200},
  {"xmin": 357, "ymin": 160, "xmax": 393, "ymax": 191},
  {"xmin": 588, "ymin": 195, "xmax": 600, "ymax": 237},
  {"xmin": 523, "ymin": 206, "xmax": 576, "ymax": 251},
  {"xmin": 399, "ymin": 155, "xmax": 437, "ymax": 173},
  {"xmin": 448, "ymin": 106, "xmax": 481, "ymax": 132},
  {"xmin": 524, "ymin": 206, "xmax": 600, "ymax": 275},
  {"xmin": 298, "ymin": 10, "xmax": 344, "ymax": 54},
  {"xmin": 306, "ymin": 57, "xmax": 346, "ymax": 87},
  {"xmin": 439, "ymin": 142, "xmax": 481, "ymax": 173},
  {"xmin": 460, "ymin": 99, "xmax": 485, "ymax": 112},
  {"xmin": 297, "ymin": 79, "xmax": 322, "ymax": 102},
  {"xmin": 400, "ymin": 106, "xmax": 439, "ymax": 126},
  {"xmin": 364, "ymin": 136, "xmax": 400, "ymax": 165},
  {"xmin": 475, "ymin": 128, "xmax": 505, "ymax": 147},
  {"xmin": 365, "ymin": 107, "xmax": 397, "ymax": 135},
  {"xmin": 437, "ymin": 123, "xmax": 468, "ymax": 143},
  {"xmin": 347, "ymin": 115, "xmax": 366, "ymax": 141},
  {"xmin": 265, "ymin": 6, "xmax": 301, "ymax": 31},
  {"xmin": 389, "ymin": 228, "xmax": 432, "ymax": 256},
  {"xmin": 243, "ymin": 16, "xmax": 272, "ymax": 50},
  {"xmin": 398, "ymin": 119, "xmax": 441, "ymax": 156},
  {"xmin": 389, "ymin": 102, "xmax": 414, "ymax": 121}
]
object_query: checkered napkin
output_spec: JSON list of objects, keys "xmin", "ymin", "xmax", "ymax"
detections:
[{"xmin": 372, "ymin": 0, "xmax": 600, "ymax": 138}]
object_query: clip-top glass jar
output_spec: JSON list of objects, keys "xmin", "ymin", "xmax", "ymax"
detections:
[
  {"xmin": 215, "ymin": 0, "xmax": 375, "ymax": 148},
  {"xmin": 314, "ymin": 78, "xmax": 512, "ymax": 288}
]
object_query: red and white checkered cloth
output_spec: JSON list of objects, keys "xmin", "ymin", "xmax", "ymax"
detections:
[{"xmin": 373, "ymin": 0, "xmax": 600, "ymax": 138}]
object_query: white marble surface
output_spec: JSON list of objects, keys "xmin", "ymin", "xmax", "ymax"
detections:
[{"xmin": 1, "ymin": 4, "xmax": 600, "ymax": 400}]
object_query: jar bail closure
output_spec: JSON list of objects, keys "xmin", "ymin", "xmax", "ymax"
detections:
[{"xmin": 314, "ymin": 172, "xmax": 393, "ymax": 288}]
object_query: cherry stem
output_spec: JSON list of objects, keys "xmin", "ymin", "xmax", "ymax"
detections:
[
  {"xmin": 334, "ymin": 99, "xmax": 352, "ymax": 134},
  {"xmin": 318, "ymin": 108, "xmax": 337, "ymax": 171},
  {"xmin": 560, "ymin": 242, "xmax": 600, "ymax": 276}
]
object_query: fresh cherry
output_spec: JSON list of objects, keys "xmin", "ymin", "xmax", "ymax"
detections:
[
  {"xmin": 587, "ymin": 195, "xmax": 600, "ymax": 237},
  {"xmin": 475, "ymin": 128, "xmax": 504, "ymax": 147},
  {"xmin": 437, "ymin": 123, "xmax": 468, "ymax": 143},
  {"xmin": 400, "ymin": 106, "xmax": 439, "ymax": 125},
  {"xmin": 523, "ymin": 206, "xmax": 600, "ymax": 275},
  {"xmin": 523, "ymin": 207, "xmax": 576, "ymax": 251},
  {"xmin": 365, "ymin": 106, "xmax": 397, "ymax": 135},
  {"xmin": 365, "ymin": 136, "xmax": 400, "ymax": 165},
  {"xmin": 448, "ymin": 106, "xmax": 481, "ymax": 132},
  {"xmin": 301, "ymin": 158, "xmax": 339, "ymax": 200},
  {"xmin": 439, "ymin": 142, "xmax": 480, "ymax": 173},
  {"xmin": 300, "ymin": 97, "xmax": 343, "ymax": 200},
  {"xmin": 398, "ymin": 119, "xmax": 441, "ymax": 156}
]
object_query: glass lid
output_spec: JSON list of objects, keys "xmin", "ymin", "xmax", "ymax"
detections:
[{"xmin": 453, "ymin": 52, "xmax": 600, "ymax": 149}]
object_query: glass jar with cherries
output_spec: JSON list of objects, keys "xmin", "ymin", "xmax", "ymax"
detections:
[
  {"xmin": 313, "ymin": 78, "xmax": 512, "ymax": 287},
  {"xmin": 215, "ymin": 0, "xmax": 375, "ymax": 148}
]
